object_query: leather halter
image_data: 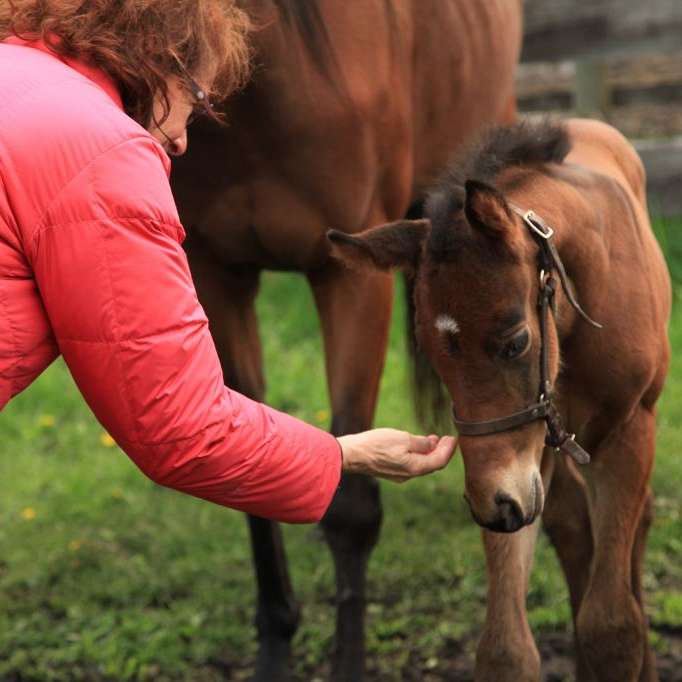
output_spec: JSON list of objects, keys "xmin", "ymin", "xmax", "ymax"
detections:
[{"xmin": 451, "ymin": 206, "xmax": 602, "ymax": 465}]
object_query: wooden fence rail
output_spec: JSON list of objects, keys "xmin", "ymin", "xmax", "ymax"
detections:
[
  {"xmin": 522, "ymin": 0, "xmax": 682, "ymax": 62},
  {"xmin": 520, "ymin": 0, "xmax": 682, "ymax": 216}
]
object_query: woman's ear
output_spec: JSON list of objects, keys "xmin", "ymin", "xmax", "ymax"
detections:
[{"xmin": 327, "ymin": 219, "xmax": 431, "ymax": 272}]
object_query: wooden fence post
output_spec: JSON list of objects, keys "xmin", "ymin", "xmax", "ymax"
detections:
[{"xmin": 574, "ymin": 59, "xmax": 610, "ymax": 119}]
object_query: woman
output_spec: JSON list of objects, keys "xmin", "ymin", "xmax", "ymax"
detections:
[{"xmin": 0, "ymin": 1, "xmax": 456, "ymax": 523}]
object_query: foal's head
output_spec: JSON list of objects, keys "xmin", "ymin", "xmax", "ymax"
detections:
[{"xmin": 329, "ymin": 121, "xmax": 572, "ymax": 532}]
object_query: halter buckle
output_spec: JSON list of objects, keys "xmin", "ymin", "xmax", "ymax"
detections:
[
  {"xmin": 539, "ymin": 269, "xmax": 550, "ymax": 289},
  {"xmin": 559, "ymin": 433, "xmax": 591, "ymax": 465},
  {"xmin": 522, "ymin": 210, "xmax": 554, "ymax": 240}
]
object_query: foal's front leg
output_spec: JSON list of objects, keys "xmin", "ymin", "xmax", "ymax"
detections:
[
  {"xmin": 475, "ymin": 520, "xmax": 542, "ymax": 682},
  {"xmin": 542, "ymin": 454, "xmax": 596, "ymax": 682},
  {"xmin": 576, "ymin": 406, "xmax": 657, "ymax": 682}
]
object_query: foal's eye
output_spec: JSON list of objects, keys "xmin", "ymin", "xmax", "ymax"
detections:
[{"xmin": 499, "ymin": 329, "xmax": 530, "ymax": 360}]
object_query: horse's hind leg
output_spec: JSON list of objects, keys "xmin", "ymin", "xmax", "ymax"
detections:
[
  {"xmin": 308, "ymin": 262, "xmax": 394, "ymax": 682},
  {"xmin": 576, "ymin": 406, "xmax": 657, "ymax": 682},
  {"xmin": 542, "ymin": 454, "xmax": 596, "ymax": 682},
  {"xmin": 187, "ymin": 244, "xmax": 299, "ymax": 682}
]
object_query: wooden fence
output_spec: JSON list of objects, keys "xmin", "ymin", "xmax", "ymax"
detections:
[{"xmin": 520, "ymin": 0, "xmax": 682, "ymax": 216}]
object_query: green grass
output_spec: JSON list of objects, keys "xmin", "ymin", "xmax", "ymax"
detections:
[{"xmin": 1, "ymin": 217, "xmax": 682, "ymax": 681}]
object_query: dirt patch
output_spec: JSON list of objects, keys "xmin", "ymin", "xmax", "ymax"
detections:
[
  {"xmin": 417, "ymin": 630, "xmax": 682, "ymax": 682},
  {"xmin": 234, "ymin": 629, "xmax": 682, "ymax": 681}
]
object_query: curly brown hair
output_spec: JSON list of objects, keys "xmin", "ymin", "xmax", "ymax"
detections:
[{"xmin": 1, "ymin": 0, "xmax": 252, "ymax": 126}]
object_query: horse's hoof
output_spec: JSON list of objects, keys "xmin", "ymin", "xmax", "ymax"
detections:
[
  {"xmin": 329, "ymin": 661, "xmax": 365, "ymax": 682},
  {"xmin": 251, "ymin": 636, "xmax": 294, "ymax": 682}
]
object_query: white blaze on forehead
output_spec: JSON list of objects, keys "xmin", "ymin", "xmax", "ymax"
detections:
[{"xmin": 435, "ymin": 314, "xmax": 460, "ymax": 335}]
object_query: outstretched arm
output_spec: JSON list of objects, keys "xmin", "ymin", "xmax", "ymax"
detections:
[
  {"xmin": 31, "ymin": 136, "xmax": 342, "ymax": 523},
  {"xmin": 339, "ymin": 430, "xmax": 457, "ymax": 482}
]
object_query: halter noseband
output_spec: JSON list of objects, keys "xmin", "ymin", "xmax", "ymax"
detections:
[{"xmin": 451, "ymin": 206, "xmax": 602, "ymax": 465}]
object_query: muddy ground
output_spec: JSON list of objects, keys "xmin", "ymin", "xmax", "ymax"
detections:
[{"xmin": 224, "ymin": 628, "xmax": 682, "ymax": 681}]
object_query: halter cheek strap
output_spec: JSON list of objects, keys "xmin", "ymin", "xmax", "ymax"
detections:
[{"xmin": 451, "ymin": 206, "xmax": 601, "ymax": 465}]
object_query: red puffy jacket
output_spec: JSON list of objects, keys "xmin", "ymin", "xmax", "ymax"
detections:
[{"xmin": 0, "ymin": 38, "xmax": 341, "ymax": 523}]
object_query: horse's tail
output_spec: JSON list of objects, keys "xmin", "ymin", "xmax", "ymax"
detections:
[{"xmin": 403, "ymin": 272, "xmax": 452, "ymax": 433}]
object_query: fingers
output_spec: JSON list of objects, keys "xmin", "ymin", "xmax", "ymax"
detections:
[
  {"xmin": 408, "ymin": 433, "xmax": 438, "ymax": 454},
  {"xmin": 340, "ymin": 429, "xmax": 457, "ymax": 483},
  {"xmin": 407, "ymin": 435, "xmax": 458, "ymax": 476}
]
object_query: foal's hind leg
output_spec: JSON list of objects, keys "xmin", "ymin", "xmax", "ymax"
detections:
[
  {"xmin": 542, "ymin": 454, "xmax": 596, "ymax": 682},
  {"xmin": 632, "ymin": 489, "xmax": 657, "ymax": 682},
  {"xmin": 187, "ymin": 245, "xmax": 299, "ymax": 682},
  {"xmin": 576, "ymin": 406, "xmax": 657, "ymax": 682},
  {"xmin": 308, "ymin": 262, "xmax": 394, "ymax": 682},
  {"xmin": 475, "ymin": 520, "xmax": 542, "ymax": 682}
]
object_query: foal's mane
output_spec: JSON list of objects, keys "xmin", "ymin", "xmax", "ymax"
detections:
[{"xmin": 425, "ymin": 120, "xmax": 572, "ymax": 253}]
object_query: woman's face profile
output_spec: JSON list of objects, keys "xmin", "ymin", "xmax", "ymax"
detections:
[
  {"xmin": 148, "ymin": 67, "xmax": 214, "ymax": 156},
  {"xmin": 148, "ymin": 78, "xmax": 193, "ymax": 156}
]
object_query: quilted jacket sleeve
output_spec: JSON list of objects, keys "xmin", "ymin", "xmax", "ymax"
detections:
[{"xmin": 30, "ymin": 136, "xmax": 341, "ymax": 523}]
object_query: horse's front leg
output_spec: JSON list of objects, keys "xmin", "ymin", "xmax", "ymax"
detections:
[
  {"xmin": 475, "ymin": 519, "xmax": 542, "ymax": 682},
  {"xmin": 187, "ymin": 244, "xmax": 300, "ymax": 682},
  {"xmin": 308, "ymin": 262, "xmax": 394, "ymax": 682},
  {"xmin": 576, "ymin": 406, "xmax": 657, "ymax": 682}
]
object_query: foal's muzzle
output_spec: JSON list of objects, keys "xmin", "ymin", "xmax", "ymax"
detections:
[{"xmin": 464, "ymin": 471, "xmax": 544, "ymax": 533}]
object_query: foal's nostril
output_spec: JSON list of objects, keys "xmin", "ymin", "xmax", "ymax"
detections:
[{"xmin": 494, "ymin": 492, "xmax": 524, "ymax": 533}]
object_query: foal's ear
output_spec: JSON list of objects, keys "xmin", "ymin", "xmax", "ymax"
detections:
[
  {"xmin": 464, "ymin": 180, "xmax": 515, "ymax": 240},
  {"xmin": 327, "ymin": 219, "xmax": 430, "ymax": 271}
]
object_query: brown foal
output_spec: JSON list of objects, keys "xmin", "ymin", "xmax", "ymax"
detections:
[{"xmin": 329, "ymin": 118, "xmax": 671, "ymax": 681}]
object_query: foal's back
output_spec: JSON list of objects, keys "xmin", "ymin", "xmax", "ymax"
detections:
[{"xmin": 568, "ymin": 118, "xmax": 670, "ymax": 330}]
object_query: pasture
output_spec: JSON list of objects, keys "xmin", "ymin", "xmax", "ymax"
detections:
[{"xmin": 1, "ymin": 217, "xmax": 681, "ymax": 681}]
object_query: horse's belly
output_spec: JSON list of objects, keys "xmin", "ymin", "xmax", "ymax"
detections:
[{"xmin": 188, "ymin": 182, "xmax": 330, "ymax": 271}]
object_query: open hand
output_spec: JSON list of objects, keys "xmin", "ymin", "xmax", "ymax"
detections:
[{"xmin": 337, "ymin": 428, "xmax": 458, "ymax": 483}]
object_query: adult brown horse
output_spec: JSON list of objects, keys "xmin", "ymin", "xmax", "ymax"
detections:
[
  {"xmin": 329, "ymin": 118, "xmax": 671, "ymax": 681},
  {"xmin": 170, "ymin": 1, "xmax": 521, "ymax": 679}
]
